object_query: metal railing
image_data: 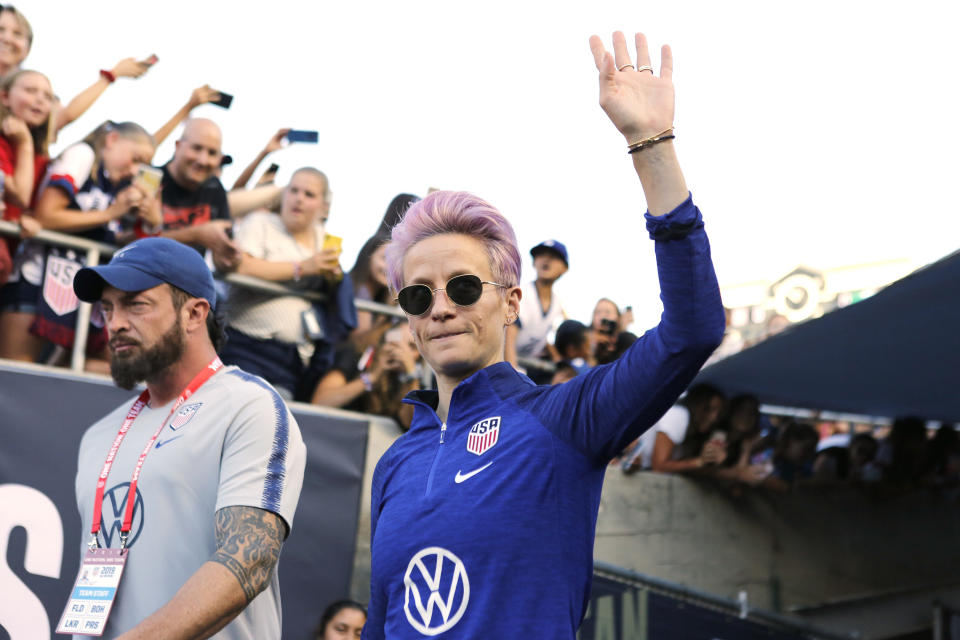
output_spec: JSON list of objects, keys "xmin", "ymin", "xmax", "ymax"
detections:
[
  {"xmin": 0, "ymin": 221, "xmax": 556, "ymax": 376},
  {"xmin": 1, "ymin": 220, "xmax": 115, "ymax": 371},
  {"xmin": 592, "ymin": 560, "xmax": 860, "ymax": 640}
]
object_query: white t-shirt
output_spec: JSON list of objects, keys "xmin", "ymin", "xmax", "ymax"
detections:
[
  {"xmin": 634, "ymin": 405, "xmax": 690, "ymax": 470},
  {"xmin": 73, "ymin": 366, "xmax": 307, "ymax": 639},
  {"xmin": 514, "ymin": 281, "xmax": 565, "ymax": 358},
  {"xmin": 228, "ymin": 211, "xmax": 326, "ymax": 362}
]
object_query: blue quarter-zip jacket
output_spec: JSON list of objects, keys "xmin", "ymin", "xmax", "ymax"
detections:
[{"xmin": 364, "ymin": 195, "xmax": 725, "ymax": 639}]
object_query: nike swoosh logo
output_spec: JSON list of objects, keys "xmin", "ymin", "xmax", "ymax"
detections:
[
  {"xmin": 455, "ymin": 462, "xmax": 493, "ymax": 484},
  {"xmin": 155, "ymin": 435, "xmax": 184, "ymax": 449}
]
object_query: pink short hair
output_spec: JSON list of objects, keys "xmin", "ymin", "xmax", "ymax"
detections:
[{"xmin": 385, "ymin": 191, "xmax": 522, "ymax": 293}]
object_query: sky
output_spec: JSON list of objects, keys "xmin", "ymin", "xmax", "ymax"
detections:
[{"xmin": 25, "ymin": 0, "xmax": 960, "ymax": 329}]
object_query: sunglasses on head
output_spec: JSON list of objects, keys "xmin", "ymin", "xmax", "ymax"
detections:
[{"xmin": 396, "ymin": 274, "xmax": 506, "ymax": 316}]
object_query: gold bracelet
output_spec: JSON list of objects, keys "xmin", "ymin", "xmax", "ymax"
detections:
[
  {"xmin": 627, "ymin": 126, "xmax": 675, "ymax": 151},
  {"xmin": 628, "ymin": 133, "xmax": 675, "ymax": 154}
]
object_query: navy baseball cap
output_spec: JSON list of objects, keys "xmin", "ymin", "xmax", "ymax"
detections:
[
  {"xmin": 530, "ymin": 239, "xmax": 569, "ymax": 267},
  {"xmin": 74, "ymin": 237, "xmax": 217, "ymax": 308}
]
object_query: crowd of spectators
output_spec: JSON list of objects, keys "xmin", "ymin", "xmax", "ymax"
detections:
[
  {"xmin": 0, "ymin": 4, "xmax": 652, "ymax": 434},
  {"xmin": 615, "ymin": 383, "xmax": 960, "ymax": 493},
  {"xmin": 1, "ymin": 5, "xmax": 957, "ymax": 471},
  {"xmin": 0, "ymin": 6, "xmax": 428, "ymax": 428}
]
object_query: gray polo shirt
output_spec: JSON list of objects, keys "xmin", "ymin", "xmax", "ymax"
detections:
[{"xmin": 72, "ymin": 366, "xmax": 306, "ymax": 639}]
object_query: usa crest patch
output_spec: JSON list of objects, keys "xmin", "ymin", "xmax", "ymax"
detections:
[
  {"xmin": 169, "ymin": 403, "xmax": 202, "ymax": 430},
  {"xmin": 42, "ymin": 255, "xmax": 81, "ymax": 316},
  {"xmin": 466, "ymin": 416, "xmax": 500, "ymax": 455}
]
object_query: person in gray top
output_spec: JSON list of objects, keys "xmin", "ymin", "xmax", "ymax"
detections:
[{"xmin": 71, "ymin": 237, "xmax": 307, "ymax": 639}]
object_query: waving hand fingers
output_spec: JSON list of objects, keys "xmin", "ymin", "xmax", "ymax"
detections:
[{"xmin": 588, "ymin": 32, "xmax": 675, "ymax": 142}]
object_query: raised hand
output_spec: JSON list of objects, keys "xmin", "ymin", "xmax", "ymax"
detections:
[
  {"xmin": 588, "ymin": 32, "xmax": 674, "ymax": 143},
  {"xmin": 264, "ymin": 128, "xmax": 292, "ymax": 154},
  {"xmin": 111, "ymin": 57, "xmax": 152, "ymax": 79},
  {"xmin": 588, "ymin": 31, "xmax": 688, "ymax": 215},
  {"xmin": 189, "ymin": 85, "xmax": 221, "ymax": 109},
  {"xmin": 133, "ymin": 190, "xmax": 163, "ymax": 230}
]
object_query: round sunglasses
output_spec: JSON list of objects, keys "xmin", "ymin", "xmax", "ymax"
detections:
[{"xmin": 396, "ymin": 274, "xmax": 507, "ymax": 316}]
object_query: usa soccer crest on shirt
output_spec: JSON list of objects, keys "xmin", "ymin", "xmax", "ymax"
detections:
[
  {"xmin": 466, "ymin": 417, "xmax": 500, "ymax": 455},
  {"xmin": 43, "ymin": 255, "xmax": 82, "ymax": 316},
  {"xmin": 169, "ymin": 403, "xmax": 202, "ymax": 430}
]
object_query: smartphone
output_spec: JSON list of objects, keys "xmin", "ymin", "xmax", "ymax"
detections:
[
  {"xmin": 133, "ymin": 165, "xmax": 162, "ymax": 199},
  {"xmin": 599, "ymin": 318, "xmax": 618, "ymax": 336},
  {"xmin": 211, "ymin": 91, "xmax": 234, "ymax": 109},
  {"xmin": 322, "ymin": 234, "xmax": 342, "ymax": 254},
  {"xmin": 142, "ymin": 54, "xmax": 159, "ymax": 66},
  {"xmin": 265, "ymin": 163, "xmax": 280, "ymax": 175},
  {"xmin": 285, "ymin": 129, "xmax": 319, "ymax": 144}
]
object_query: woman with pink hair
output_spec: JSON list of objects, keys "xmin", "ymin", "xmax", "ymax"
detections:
[{"xmin": 364, "ymin": 32, "xmax": 725, "ymax": 639}]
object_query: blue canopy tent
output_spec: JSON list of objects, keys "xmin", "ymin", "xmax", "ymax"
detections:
[{"xmin": 695, "ymin": 250, "xmax": 960, "ymax": 422}]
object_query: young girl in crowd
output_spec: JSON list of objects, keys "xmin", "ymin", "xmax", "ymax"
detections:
[
  {"xmin": 24, "ymin": 121, "xmax": 158, "ymax": 366},
  {"xmin": 0, "ymin": 69, "xmax": 54, "ymax": 359}
]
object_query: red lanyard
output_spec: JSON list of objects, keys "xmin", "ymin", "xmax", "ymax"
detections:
[{"xmin": 90, "ymin": 357, "xmax": 223, "ymax": 548}]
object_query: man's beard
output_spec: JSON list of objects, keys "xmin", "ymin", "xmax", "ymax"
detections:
[{"xmin": 110, "ymin": 318, "xmax": 186, "ymax": 390}]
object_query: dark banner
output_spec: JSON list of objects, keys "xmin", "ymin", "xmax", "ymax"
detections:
[
  {"xmin": 579, "ymin": 575, "xmax": 807, "ymax": 640},
  {"xmin": 0, "ymin": 364, "xmax": 368, "ymax": 640}
]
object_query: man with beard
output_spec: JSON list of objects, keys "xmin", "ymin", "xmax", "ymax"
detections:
[{"xmin": 67, "ymin": 237, "xmax": 306, "ymax": 639}]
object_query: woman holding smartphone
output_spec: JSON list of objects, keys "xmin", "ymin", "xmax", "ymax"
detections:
[
  {"xmin": 222, "ymin": 167, "xmax": 352, "ymax": 401},
  {"xmin": 364, "ymin": 32, "xmax": 725, "ymax": 639}
]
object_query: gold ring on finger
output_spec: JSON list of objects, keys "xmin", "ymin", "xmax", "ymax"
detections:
[
  {"xmin": 636, "ymin": 65, "xmax": 654, "ymax": 73},
  {"xmin": 617, "ymin": 63, "xmax": 635, "ymax": 72}
]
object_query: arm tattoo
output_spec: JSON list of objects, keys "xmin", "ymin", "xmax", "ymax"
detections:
[{"xmin": 212, "ymin": 506, "xmax": 286, "ymax": 603}]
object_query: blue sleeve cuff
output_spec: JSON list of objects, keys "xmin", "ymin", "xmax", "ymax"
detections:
[
  {"xmin": 46, "ymin": 175, "xmax": 78, "ymax": 198},
  {"xmin": 643, "ymin": 192, "xmax": 703, "ymax": 241}
]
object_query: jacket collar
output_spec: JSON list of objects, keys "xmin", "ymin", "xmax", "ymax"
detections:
[{"xmin": 403, "ymin": 361, "xmax": 519, "ymax": 424}]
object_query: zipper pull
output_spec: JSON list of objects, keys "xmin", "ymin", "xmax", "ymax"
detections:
[{"xmin": 440, "ymin": 422, "xmax": 447, "ymax": 444}]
